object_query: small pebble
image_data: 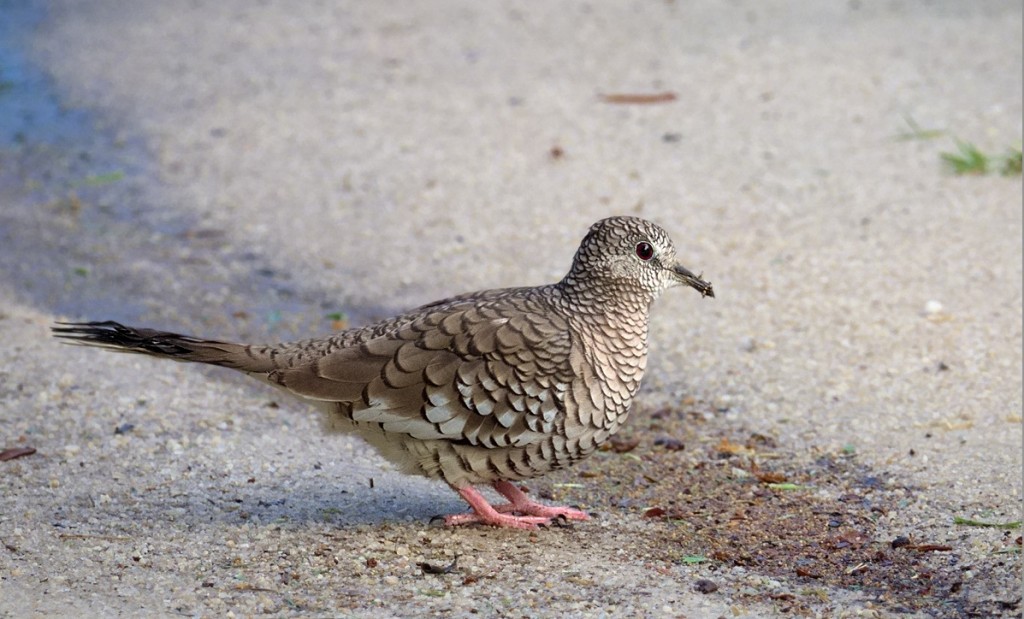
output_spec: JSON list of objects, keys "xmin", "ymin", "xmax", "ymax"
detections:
[
  {"xmin": 694, "ymin": 578, "xmax": 718, "ymax": 593},
  {"xmin": 653, "ymin": 437, "xmax": 685, "ymax": 451},
  {"xmin": 891, "ymin": 535, "xmax": 911, "ymax": 549},
  {"xmin": 729, "ymin": 467, "xmax": 751, "ymax": 479},
  {"xmin": 713, "ymin": 394, "xmax": 733, "ymax": 412}
]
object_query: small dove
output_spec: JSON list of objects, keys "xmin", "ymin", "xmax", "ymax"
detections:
[{"xmin": 53, "ymin": 216, "xmax": 713, "ymax": 529}]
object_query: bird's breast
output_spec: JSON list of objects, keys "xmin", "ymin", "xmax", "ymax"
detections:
[{"xmin": 566, "ymin": 314, "xmax": 649, "ymax": 435}]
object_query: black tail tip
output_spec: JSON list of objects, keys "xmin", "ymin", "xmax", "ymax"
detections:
[
  {"xmin": 52, "ymin": 320, "xmax": 133, "ymax": 341},
  {"xmin": 51, "ymin": 320, "xmax": 194, "ymax": 356}
]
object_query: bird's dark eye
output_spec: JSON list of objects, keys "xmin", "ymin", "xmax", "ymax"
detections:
[{"xmin": 635, "ymin": 242, "xmax": 655, "ymax": 261}]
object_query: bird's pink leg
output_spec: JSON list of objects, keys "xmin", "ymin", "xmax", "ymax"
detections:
[
  {"xmin": 445, "ymin": 485, "xmax": 552, "ymax": 529},
  {"xmin": 491, "ymin": 480, "xmax": 591, "ymax": 521}
]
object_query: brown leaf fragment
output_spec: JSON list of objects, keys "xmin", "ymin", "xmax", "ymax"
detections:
[
  {"xmin": 599, "ymin": 92, "xmax": 677, "ymax": 105},
  {"xmin": 234, "ymin": 583, "xmax": 277, "ymax": 593},
  {"xmin": 643, "ymin": 507, "xmax": 667, "ymax": 518},
  {"xmin": 796, "ymin": 566, "xmax": 821, "ymax": 579},
  {"xmin": 604, "ymin": 436, "xmax": 640, "ymax": 453},
  {"xmin": 746, "ymin": 432, "xmax": 777, "ymax": 448},
  {"xmin": 0, "ymin": 447, "xmax": 36, "ymax": 461},
  {"xmin": 715, "ymin": 438, "xmax": 753, "ymax": 456},
  {"xmin": 59, "ymin": 533, "xmax": 130, "ymax": 542},
  {"xmin": 910, "ymin": 544, "xmax": 953, "ymax": 553},
  {"xmin": 826, "ymin": 530, "xmax": 869, "ymax": 551},
  {"xmin": 754, "ymin": 470, "xmax": 787, "ymax": 484},
  {"xmin": 710, "ymin": 549, "xmax": 732, "ymax": 562}
]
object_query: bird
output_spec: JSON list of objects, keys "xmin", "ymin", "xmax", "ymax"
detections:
[{"xmin": 53, "ymin": 216, "xmax": 714, "ymax": 529}]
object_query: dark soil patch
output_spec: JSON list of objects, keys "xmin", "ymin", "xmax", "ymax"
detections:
[{"xmin": 536, "ymin": 401, "xmax": 1022, "ymax": 617}]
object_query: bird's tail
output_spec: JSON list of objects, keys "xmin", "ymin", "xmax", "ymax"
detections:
[{"xmin": 52, "ymin": 321, "xmax": 277, "ymax": 374}]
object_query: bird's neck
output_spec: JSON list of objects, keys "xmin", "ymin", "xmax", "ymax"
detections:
[
  {"xmin": 555, "ymin": 275, "xmax": 656, "ymax": 319},
  {"xmin": 550, "ymin": 280, "xmax": 652, "ymax": 401},
  {"xmin": 550, "ymin": 279, "xmax": 653, "ymax": 359}
]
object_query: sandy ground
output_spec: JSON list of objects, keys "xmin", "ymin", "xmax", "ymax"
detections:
[{"xmin": 1, "ymin": 1, "xmax": 1021, "ymax": 617}]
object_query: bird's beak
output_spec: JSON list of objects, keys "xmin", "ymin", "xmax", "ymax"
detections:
[{"xmin": 671, "ymin": 264, "xmax": 715, "ymax": 298}]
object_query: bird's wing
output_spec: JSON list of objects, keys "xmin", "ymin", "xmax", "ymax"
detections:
[
  {"xmin": 240, "ymin": 288, "xmax": 529, "ymax": 368},
  {"xmin": 269, "ymin": 295, "xmax": 578, "ymax": 447}
]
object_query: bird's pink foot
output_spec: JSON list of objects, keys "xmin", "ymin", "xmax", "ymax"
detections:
[
  {"xmin": 492, "ymin": 480, "xmax": 591, "ymax": 521},
  {"xmin": 443, "ymin": 482, "xmax": 590, "ymax": 529},
  {"xmin": 442, "ymin": 510, "xmax": 551, "ymax": 530},
  {"xmin": 445, "ymin": 485, "xmax": 552, "ymax": 529}
]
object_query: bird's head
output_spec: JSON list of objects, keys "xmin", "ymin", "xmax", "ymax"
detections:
[{"xmin": 565, "ymin": 216, "xmax": 714, "ymax": 303}]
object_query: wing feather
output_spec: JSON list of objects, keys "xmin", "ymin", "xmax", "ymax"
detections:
[{"xmin": 270, "ymin": 292, "xmax": 575, "ymax": 447}]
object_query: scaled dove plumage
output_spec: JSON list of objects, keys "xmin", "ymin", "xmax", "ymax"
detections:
[{"xmin": 53, "ymin": 216, "xmax": 714, "ymax": 529}]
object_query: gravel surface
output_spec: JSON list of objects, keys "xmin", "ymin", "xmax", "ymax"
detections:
[{"xmin": 1, "ymin": 1, "xmax": 1020, "ymax": 617}]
